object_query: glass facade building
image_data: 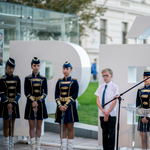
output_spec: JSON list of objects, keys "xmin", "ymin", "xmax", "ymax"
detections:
[
  {"xmin": 0, "ymin": 1, "xmax": 79, "ymax": 76},
  {"xmin": 0, "ymin": 1, "xmax": 79, "ymax": 129}
]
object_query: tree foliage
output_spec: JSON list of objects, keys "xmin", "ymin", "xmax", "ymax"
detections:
[{"xmin": 3, "ymin": 0, "xmax": 108, "ymax": 41}]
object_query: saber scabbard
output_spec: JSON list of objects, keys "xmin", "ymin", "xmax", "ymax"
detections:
[
  {"xmin": 9, "ymin": 110, "xmax": 13, "ymax": 149},
  {"xmin": 34, "ymin": 107, "xmax": 37, "ymax": 147},
  {"xmin": 61, "ymin": 111, "xmax": 65, "ymax": 150}
]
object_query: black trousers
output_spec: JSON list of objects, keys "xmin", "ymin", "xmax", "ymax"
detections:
[
  {"xmin": 100, "ymin": 116, "xmax": 116, "ymax": 150},
  {"xmin": 93, "ymin": 74, "xmax": 97, "ymax": 80}
]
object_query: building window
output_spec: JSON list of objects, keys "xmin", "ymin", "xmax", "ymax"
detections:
[
  {"xmin": 141, "ymin": 0, "xmax": 146, "ymax": 3},
  {"xmin": 100, "ymin": 19, "xmax": 107, "ymax": 44},
  {"xmin": 122, "ymin": 22, "xmax": 128, "ymax": 44},
  {"xmin": 4, "ymin": 29, "xmax": 15, "ymax": 45},
  {"xmin": 45, "ymin": 67, "xmax": 50, "ymax": 80},
  {"xmin": 143, "ymin": 39, "xmax": 147, "ymax": 44}
]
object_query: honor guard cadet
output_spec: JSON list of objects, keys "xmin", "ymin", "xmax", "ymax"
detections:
[
  {"xmin": 0, "ymin": 57, "xmax": 21, "ymax": 150},
  {"xmin": 24, "ymin": 57, "xmax": 48, "ymax": 150},
  {"xmin": 136, "ymin": 70, "xmax": 150, "ymax": 150},
  {"xmin": 55, "ymin": 61, "xmax": 79, "ymax": 150}
]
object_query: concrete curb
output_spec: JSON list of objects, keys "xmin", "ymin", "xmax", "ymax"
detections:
[
  {"xmin": 44, "ymin": 118, "xmax": 98, "ymax": 139},
  {"xmin": 41, "ymin": 142, "xmax": 102, "ymax": 150}
]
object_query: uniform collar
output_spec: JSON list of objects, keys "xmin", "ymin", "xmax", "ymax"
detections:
[
  {"xmin": 63, "ymin": 76, "xmax": 72, "ymax": 81},
  {"xmin": 144, "ymin": 84, "xmax": 150, "ymax": 89},
  {"xmin": 6, "ymin": 73, "xmax": 13, "ymax": 79},
  {"xmin": 104, "ymin": 81, "xmax": 112, "ymax": 87},
  {"xmin": 32, "ymin": 72, "xmax": 40, "ymax": 78}
]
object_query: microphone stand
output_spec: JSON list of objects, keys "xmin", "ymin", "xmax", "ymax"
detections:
[{"xmin": 102, "ymin": 76, "xmax": 150, "ymax": 150}]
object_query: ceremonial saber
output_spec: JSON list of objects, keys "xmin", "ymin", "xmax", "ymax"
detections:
[
  {"xmin": 34, "ymin": 106, "xmax": 37, "ymax": 148},
  {"xmin": 61, "ymin": 111, "xmax": 65, "ymax": 150},
  {"xmin": 9, "ymin": 111, "xmax": 13, "ymax": 150},
  {"xmin": 142, "ymin": 122, "xmax": 148, "ymax": 150},
  {"xmin": 146, "ymin": 122, "xmax": 147, "ymax": 150}
]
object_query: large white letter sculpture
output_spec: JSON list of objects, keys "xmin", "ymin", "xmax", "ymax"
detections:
[
  {"xmin": 99, "ymin": 44, "xmax": 150, "ymax": 148},
  {"xmin": 10, "ymin": 41, "xmax": 91, "ymax": 136}
]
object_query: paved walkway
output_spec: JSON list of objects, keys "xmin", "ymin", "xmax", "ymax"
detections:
[
  {"xmin": 0, "ymin": 131, "xmax": 142, "ymax": 150},
  {"xmin": 0, "ymin": 131, "xmax": 102, "ymax": 150}
]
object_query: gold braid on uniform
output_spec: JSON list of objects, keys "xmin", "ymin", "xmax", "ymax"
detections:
[
  {"xmin": 27, "ymin": 94, "xmax": 35, "ymax": 102},
  {"xmin": 64, "ymin": 97, "xmax": 75, "ymax": 108},
  {"xmin": 55, "ymin": 98, "xmax": 62, "ymax": 108}
]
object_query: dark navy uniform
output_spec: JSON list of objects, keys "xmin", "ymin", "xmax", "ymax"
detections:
[
  {"xmin": 55, "ymin": 76, "xmax": 79, "ymax": 123},
  {"xmin": 24, "ymin": 72, "xmax": 48, "ymax": 120},
  {"xmin": 136, "ymin": 70, "xmax": 150, "ymax": 132},
  {"xmin": 136, "ymin": 85, "xmax": 150, "ymax": 132},
  {"xmin": 0, "ymin": 59, "xmax": 21, "ymax": 119}
]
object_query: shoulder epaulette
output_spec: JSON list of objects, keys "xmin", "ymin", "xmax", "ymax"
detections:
[
  {"xmin": 138, "ymin": 87, "xmax": 144, "ymax": 90},
  {"xmin": 40, "ymin": 75, "xmax": 46, "ymax": 78},
  {"xmin": 26, "ymin": 74, "xmax": 32, "ymax": 78},
  {"xmin": 13, "ymin": 75, "xmax": 19, "ymax": 78},
  {"xmin": 58, "ymin": 78, "xmax": 63, "ymax": 80},
  {"xmin": 71, "ymin": 78, "xmax": 77, "ymax": 80},
  {"xmin": 1, "ymin": 75, "xmax": 6, "ymax": 79}
]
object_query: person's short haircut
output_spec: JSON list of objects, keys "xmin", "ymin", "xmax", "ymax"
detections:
[
  {"xmin": 0, "ymin": 32, "xmax": 2, "ymax": 36},
  {"xmin": 94, "ymin": 58, "xmax": 97, "ymax": 61},
  {"xmin": 101, "ymin": 68, "xmax": 113, "ymax": 76}
]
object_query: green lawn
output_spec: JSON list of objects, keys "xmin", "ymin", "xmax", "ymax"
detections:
[
  {"xmin": 77, "ymin": 81, "xmax": 98, "ymax": 126},
  {"xmin": 48, "ymin": 82, "xmax": 99, "ymax": 126}
]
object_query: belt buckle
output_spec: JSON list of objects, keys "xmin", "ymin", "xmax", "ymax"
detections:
[{"xmin": 9, "ymin": 98, "xmax": 14, "ymax": 102}]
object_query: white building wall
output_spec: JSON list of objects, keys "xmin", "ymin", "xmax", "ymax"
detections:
[{"xmin": 82, "ymin": 0, "xmax": 150, "ymax": 80}]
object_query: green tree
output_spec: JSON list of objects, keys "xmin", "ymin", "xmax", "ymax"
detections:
[{"xmin": 3, "ymin": 0, "xmax": 109, "ymax": 43}]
